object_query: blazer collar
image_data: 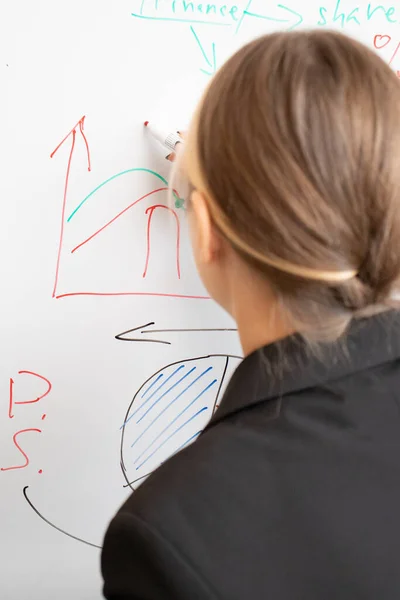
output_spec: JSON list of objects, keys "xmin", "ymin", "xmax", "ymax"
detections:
[{"xmin": 210, "ymin": 310, "xmax": 400, "ymax": 425}]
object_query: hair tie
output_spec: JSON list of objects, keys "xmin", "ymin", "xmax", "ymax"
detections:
[
  {"xmin": 259, "ymin": 255, "xmax": 358, "ymax": 282},
  {"xmin": 215, "ymin": 207, "xmax": 358, "ymax": 283}
]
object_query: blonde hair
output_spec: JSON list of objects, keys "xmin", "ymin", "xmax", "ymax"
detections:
[{"xmin": 179, "ymin": 30, "xmax": 400, "ymax": 340}]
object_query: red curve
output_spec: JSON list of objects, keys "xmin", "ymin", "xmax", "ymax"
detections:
[{"xmin": 143, "ymin": 204, "xmax": 181, "ymax": 279}]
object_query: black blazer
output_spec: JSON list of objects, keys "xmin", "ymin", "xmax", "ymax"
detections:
[{"xmin": 102, "ymin": 312, "xmax": 400, "ymax": 599}]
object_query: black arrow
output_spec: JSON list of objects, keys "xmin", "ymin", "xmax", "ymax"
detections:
[{"xmin": 115, "ymin": 322, "xmax": 237, "ymax": 345}]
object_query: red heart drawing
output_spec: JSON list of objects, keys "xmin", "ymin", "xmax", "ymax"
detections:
[{"xmin": 374, "ymin": 34, "xmax": 391, "ymax": 49}]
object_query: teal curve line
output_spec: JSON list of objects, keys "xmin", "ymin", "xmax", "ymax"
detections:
[
  {"xmin": 131, "ymin": 12, "xmax": 230, "ymax": 26},
  {"xmin": 67, "ymin": 168, "xmax": 181, "ymax": 222}
]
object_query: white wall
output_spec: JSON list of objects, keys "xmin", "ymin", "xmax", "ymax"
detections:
[{"xmin": 1, "ymin": 1, "xmax": 398, "ymax": 596}]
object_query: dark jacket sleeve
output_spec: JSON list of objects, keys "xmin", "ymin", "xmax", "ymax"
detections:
[{"xmin": 101, "ymin": 511, "xmax": 217, "ymax": 600}]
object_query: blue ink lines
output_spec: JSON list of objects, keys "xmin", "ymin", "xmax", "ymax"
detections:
[
  {"xmin": 120, "ymin": 355, "xmax": 243, "ymax": 491},
  {"xmin": 141, "ymin": 373, "xmax": 164, "ymax": 398},
  {"xmin": 135, "ymin": 407, "xmax": 209, "ymax": 470},
  {"xmin": 174, "ymin": 430, "xmax": 203, "ymax": 454},
  {"xmin": 120, "ymin": 364, "xmax": 187, "ymax": 429},
  {"xmin": 134, "ymin": 378, "xmax": 217, "ymax": 464},
  {"xmin": 130, "ymin": 366, "xmax": 213, "ymax": 448},
  {"xmin": 137, "ymin": 366, "xmax": 198, "ymax": 423}
]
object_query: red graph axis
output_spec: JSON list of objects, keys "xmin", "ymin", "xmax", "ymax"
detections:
[{"xmin": 50, "ymin": 116, "xmax": 209, "ymax": 299}]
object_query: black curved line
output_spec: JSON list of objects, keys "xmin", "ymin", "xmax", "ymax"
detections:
[
  {"xmin": 23, "ymin": 486, "xmax": 102, "ymax": 550},
  {"xmin": 212, "ymin": 355, "xmax": 230, "ymax": 414},
  {"xmin": 122, "ymin": 471, "xmax": 153, "ymax": 488}
]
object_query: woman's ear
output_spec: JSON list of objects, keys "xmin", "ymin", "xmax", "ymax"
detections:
[{"xmin": 190, "ymin": 190, "xmax": 221, "ymax": 264}]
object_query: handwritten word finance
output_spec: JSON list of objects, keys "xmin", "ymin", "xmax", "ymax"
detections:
[
  {"xmin": 318, "ymin": 1, "xmax": 400, "ymax": 27},
  {"xmin": 132, "ymin": 0, "xmax": 304, "ymax": 31},
  {"xmin": 1, "ymin": 370, "xmax": 52, "ymax": 473},
  {"xmin": 133, "ymin": 0, "xmax": 241, "ymax": 25}
]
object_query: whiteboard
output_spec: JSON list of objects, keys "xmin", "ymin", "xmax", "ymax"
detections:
[{"xmin": 1, "ymin": 1, "xmax": 399, "ymax": 597}]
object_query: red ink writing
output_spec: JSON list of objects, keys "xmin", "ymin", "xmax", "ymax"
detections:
[
  {"xmin": 71, "ymin": 187, "xmax": 170, "ymax": 254},
  {"xmin": 1, "ymin": 429, "xmax": 42, "ymax": 471},
  {"xmin": 143, "ymin": 204, "xmax": 181, "ymax": 279},
  {"xmin": 51, "ymin": 116, "xmax": 91, "ymax": 298},
  {"xmin": 374, "ymin": 34, "xmax": 400, "ymax": 67},
  {"xmin": 9, "ymin": 370, "xmax": 52, "ymax": 419},
  {"xmin": 2, "ymin": 370, "xmax": 53, "ymax": 473},
  {"xmin": 51, "ymin": 113, "xmax": 209, "ymax": 300}
]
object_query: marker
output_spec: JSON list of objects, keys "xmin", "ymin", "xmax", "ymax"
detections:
[{"xmin": 144, "ymin": 121, "xmax": 183, "ymax": 161}]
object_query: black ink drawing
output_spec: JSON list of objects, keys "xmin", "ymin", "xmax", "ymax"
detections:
[
  {"xmin": 23, "ymin": 322, "xmax": 241, "ymax": 549},
  {"xmin": 120, "ymin": 353, "xmax": 241, "ymax": 490},
  {"xmin": 22, "ymin": 486, "xmax": 102, "ymax": 549},
  {"xmin": 115, "ymin": 322, "xmax": 237, "ymax": 345}
]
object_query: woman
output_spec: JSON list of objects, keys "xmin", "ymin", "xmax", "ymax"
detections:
[{"xmin": 102, "ymin": 30, "xmax": 400, "ymax": 598}]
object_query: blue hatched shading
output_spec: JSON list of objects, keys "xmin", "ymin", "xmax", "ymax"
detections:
[
  {"xmin": 134, "ymin": 378, "xmax": 217, "ymax": 463},
  {"xmin": 130, "ymin": 367, "xmax": 213, "ymax": 448},
  {"xmin": 141, "ymin": 373, "xmax": 164, "ymax": 398},
  {"xmin": 121, "ymin": 355, "xmax": 242, "ymax": 490},
  {"xmin": 135, "ymin": 407, "xmax": 209, "ymax": 471}
]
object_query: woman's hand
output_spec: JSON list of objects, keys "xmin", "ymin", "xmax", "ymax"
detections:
[{"xmin": 167, "ymin": 131, "xmax": 185, "ymax": 162}]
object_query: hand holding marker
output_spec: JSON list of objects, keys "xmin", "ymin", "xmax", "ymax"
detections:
[
  {"xmin": 144, "ymin": 121, "xmax": 184, "ymax": 162},
  {"xmin": 144, "ymin": 121, "xmax": 185, "ymax": 208}
]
